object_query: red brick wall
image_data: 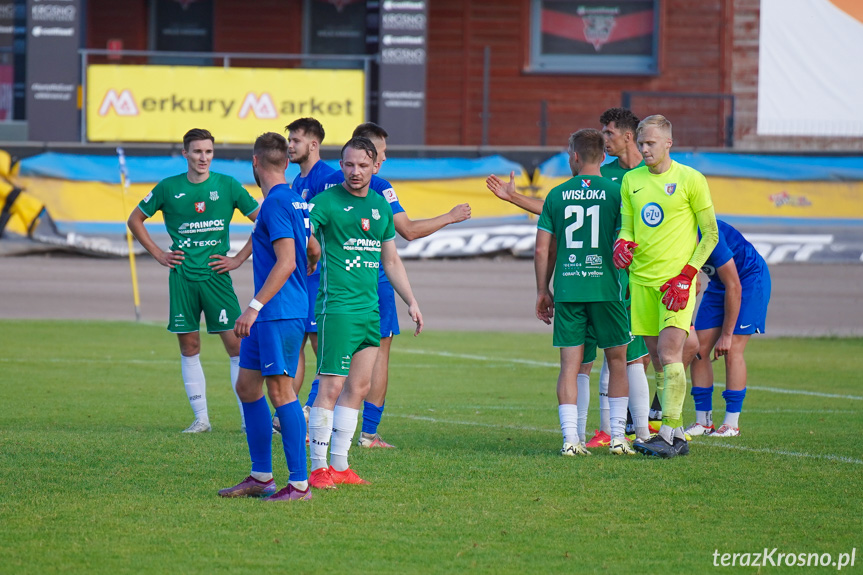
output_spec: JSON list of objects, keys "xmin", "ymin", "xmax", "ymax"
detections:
[
  {"xmin": 86, "ymin": 0, "xmax": 302, "ymax": 66},
  {"xmin": 213, "ymin": 0, "xmax": 303, "ymax": 65},
  {"xmin": 426, "ymin": 0, "xmax": 731, "ymax": 147}
]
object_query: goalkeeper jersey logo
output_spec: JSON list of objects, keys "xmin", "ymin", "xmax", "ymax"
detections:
[
  {"xmin": 195, "ymin": 201, "xmax": 206, "ymax": 213},
  {"xmin": 361, "ymin": 218, "xmax": 370, "ymax": 231}
]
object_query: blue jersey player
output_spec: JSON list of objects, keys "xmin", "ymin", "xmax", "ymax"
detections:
[
  {"xmin": 321, "ymin": 123, "xmax": 471, "ymax": 448},
  {"xmin": 219, "ymin": 132, "xmax": 320, "ymax": 502},
  {"xmin": 283, "ymin": 118, "xmax": 336, "ymax": 429},
  {"xmin": 686, "ymin": 219, "xmax": 771, "ymax": 438}
]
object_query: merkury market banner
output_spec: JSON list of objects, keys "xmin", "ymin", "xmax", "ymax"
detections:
[{"xmin": 86, "ymin": 65, "xmax": 364, "ymax": 144}]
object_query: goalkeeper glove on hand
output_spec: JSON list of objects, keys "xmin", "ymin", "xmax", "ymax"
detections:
[
  {"xmin": 660, "ymin": 265, "xmax": 699, "ymax": 312},
  {"xmin": 613, "ymin": 239, "xmax": 638, "ymax": 269}
]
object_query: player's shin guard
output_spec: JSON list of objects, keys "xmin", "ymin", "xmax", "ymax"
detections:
[
  {"xmin": 722, "ymin": 388, "xmax": 746, "ymax": 428},
  {"xmin": 627, "ymin": 363, "xmax": 650, "ymax": 438},
  {"xmin": 608, "ymin": 396, "xmax": 628, "ymax": 440},
  {"xmin": 660, "ymin": 363, "xmax": 687, "ymax": 429},
  {"xmin": 308, "ymin": 406, "xmax": 333, "ymax": 471},
  {"xmin": 558, "ymin": 404, "xmax": 579, "ymax": 446},
  {"xmin": 576, "ymin": 374, "xmax": 590, "ymax": 443},
  {"xmin": 242, "ymin": 396, "xmax": 273, "ymax": 474},
  {"xmin": 181, "ymin": 354, "xmax": 208, "ymax": 422},
  {"xmin": 361, "ymin": 401, "xmax": 384, "ymax": 435},
  {"xmin": 275, "ymin": 400, "xmax": 308, "ymax": 482},
  {"xmin": 330, "ymin": 405, "xmax": 359, "ymax": 472}
]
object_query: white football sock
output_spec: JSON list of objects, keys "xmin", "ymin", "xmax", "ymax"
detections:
[
  {"xmin": 673, "ymin": 426, "xmax": 686, "ymax": 440},
  {"xmin": 626, "ymin": 363, "xmax": 650, "ymax": 439},
  {"xmin": 608, "ymin": 396, "xmax": 629, "ymax": 440},
  {"xmin": 576, "ymin": 374, "xmax": 590, "ymax": 443},
  {"xmin": 251, "ymin": 471, "xmax": 273, "ymax": 482},
  {"xmin": 599, "ymin": 359, "xmax": 610, "ymax": 433},
  {"xmin": 558, "ymin": 404, "xmax": 579, "ymax": 446},
  {"xmin": 723, "ymin": 411, "xmax": 740, "ymax": 428},
  {"xmin": 308, "ymin": 407, "xmax": 333, "ymax": 471},
  {"xmin": 330, "ymin": 405, "xmax": 359, "ymax": 472},
  {"xmin": 181, "ymin": 354, "xmax": 208, "ymax": 423},
  {"xmin": 229, "ymin": 356, "xmax": 245, "ymax": 428},
  {"xmin": 289, "ymin": 480, "xmax": 309, "ymax": 491},
  {"xmin": 696, "ymin": 410, "xmax": 713, "ymax": 427}
]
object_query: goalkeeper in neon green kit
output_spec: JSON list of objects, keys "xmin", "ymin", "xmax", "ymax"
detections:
[{"xmin": 613, "ymin": 114, "xmax": 719, "ymax": 458}]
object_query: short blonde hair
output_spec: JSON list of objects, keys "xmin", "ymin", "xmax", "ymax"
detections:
[{"xmin": 637, "ymin": 114, "xmax": 673, "ymax": 139}]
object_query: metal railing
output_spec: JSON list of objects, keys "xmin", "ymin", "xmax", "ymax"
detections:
[{"xmin": 78, "ymin": 49, "xmax": 377, "ymax": 143}]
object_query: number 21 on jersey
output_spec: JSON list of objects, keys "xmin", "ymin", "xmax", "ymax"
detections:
[{"xmin": 564, "ymin": 205, "xmax": 600, "ymax": 249}]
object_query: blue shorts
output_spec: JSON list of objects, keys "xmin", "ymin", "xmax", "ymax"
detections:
[
  {"xmin": 695, "ymin": 272, "xmax": 771, "ymax": 335},
  {"xmin": 239, "ymin": 318, "xmax": 304, "ymax": 377},
  {"xmin": 304, "ymin": 273, "xmax": 320, "ymax": 333},
  {"xmin": 378, "ymin": 280, "xmax": 400, "ymax": 338}
]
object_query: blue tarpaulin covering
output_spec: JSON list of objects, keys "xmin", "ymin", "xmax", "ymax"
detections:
[
  {"xmin": 19, "ymin": 152, "xmax": 524, "ymax": 184},
  {"xmin": 539, "ymin": 151, "xmax": 863, "ymax": 181}
]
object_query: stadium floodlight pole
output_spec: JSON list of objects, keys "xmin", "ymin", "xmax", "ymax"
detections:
[{"xmin": 117, "ymin": 147, "xmax": 142, "ymax": 322}]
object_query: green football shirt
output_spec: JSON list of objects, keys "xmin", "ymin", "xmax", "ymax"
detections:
[
  {"xmin": 537, "ymin": 175, "xmax": 625, "ymax": 302},
  {"xmin": 138, "ymin": 172, "xmax": 259, "ymax": 281},
  {"xmin": 601, "ymin": 158, "xmax": 645, "ymax": 183},
  {"xmin": 310, "ymin": 184, "xmax": 396, "ymax": 315}
]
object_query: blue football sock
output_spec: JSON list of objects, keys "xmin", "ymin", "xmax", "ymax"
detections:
[
  {"xmin": 242, "ymin": 396, "xmax": 273, "ymax": 474},
  {"xmin": 305, "ymin": 379, "xmax": 319, "ymax": 408},
  {"xmin": 361, "ymin": 401, "xmax": 384, "ymax": 435},
  {"xmin": 275, "ymin": 400, "xmax": 308, "ymax": 482},
  {"xmin": 691, "ymin": 385, "xmax": 714, "ymax": 412},
  {"xmin": 722, "ymin": 388, "xmax": 747, "ymax": 413}
]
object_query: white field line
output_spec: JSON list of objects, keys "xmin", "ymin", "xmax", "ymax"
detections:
[
  {"xmin": 448, "ymin": 406, "xmax": 859, "ymax": 415},
  {"xmin": 392, "ymin": 414, "xmax": 863, "ymax": 465},
  {"xmin": 397, "ymin": 349, "xmax": 863, "ymax": 401}
]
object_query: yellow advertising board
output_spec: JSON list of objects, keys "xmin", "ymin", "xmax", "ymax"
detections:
[{"xmin": 86, "ymin": 65, "xmax": 364, "ymax": 144}]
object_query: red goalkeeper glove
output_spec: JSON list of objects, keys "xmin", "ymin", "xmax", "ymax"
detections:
[
  {"xmin": 613, "ymin": 239, "xmax": 638, "ymax": 269},
  {"xmin": 660, "ymin": 265, "xmax": 699, "ymax": 312}
]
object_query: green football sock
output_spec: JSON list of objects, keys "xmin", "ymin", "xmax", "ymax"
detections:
[
  {"xmin": 654, "ymin": 370, "xmax": 665, "ymax": 398},
  {"xmin": 661, "ymin": 363, "xmax": 686, "ymax": 429}
]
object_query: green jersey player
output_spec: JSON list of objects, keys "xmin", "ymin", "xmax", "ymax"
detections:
[
  {"xmin": 534, "ymin": 128, "xmax": 634, "ymax": 457},
  {"xmin": 128, "ymin": 128, "xmax": 259, "ymax": 433},
  {"xmin": 306, "ymin": 136, "xmax": 423, "ymax": 490}
]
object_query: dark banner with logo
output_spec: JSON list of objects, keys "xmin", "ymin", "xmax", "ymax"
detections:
[
  {"xmin": 26, "ymin": 0, "xmax": 81, "ymax": 141},
  {"xmin": 377, "ymin": 0, "xmax": 427, "ymax": 145}
]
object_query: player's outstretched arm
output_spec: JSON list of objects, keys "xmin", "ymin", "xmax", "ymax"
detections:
[
  {"xmin": 234, "ymin": 237, "xmax": 296, "ymax": 338},
  {"xmin": 534, "ymin": 229, "xmax": 554, "ymax": 325},
  {"xmin": 486, "ymin": 171, "xmax": 543, "ymax": 215},
  {"xmin": 393, "ymin": 204, "xmax": 471, "ymax": 242},
  {"xmin": 714, "ymin": 259, "xmax": 742, "ymax": 358},
  {"xmin": 127, "ymin": 206, "xmax": 184, "ymax": 268},
  {"xmin": 381, "ymin": 240, "xmax": 423, "ymax": 335}
]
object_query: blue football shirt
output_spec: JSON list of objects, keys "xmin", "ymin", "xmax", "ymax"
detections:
[
  {"xmin": 292, "ymin": 160, "xmax": 336, "ymax": 278},
  {"xmin": 701, "ymin": 219, "xmax": 766, "ymax": 291},
  {"xmin": 252, "ymin": 183, "xmax": 310, "ymax": 321}
]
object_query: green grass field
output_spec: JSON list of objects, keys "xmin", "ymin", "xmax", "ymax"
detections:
[{"xmin": 1, "ymin": 320, "xmax": 861, "ymax": 574}]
